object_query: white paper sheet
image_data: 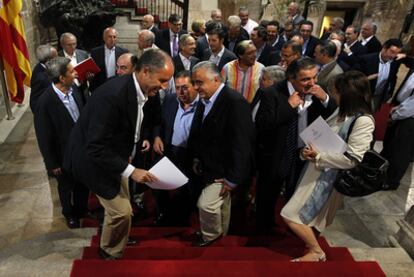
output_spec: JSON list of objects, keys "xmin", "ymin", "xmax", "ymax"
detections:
[
  {"xmin": 146, "ymin": 157, "xmax": 188, "ymax": 190},
  {"xmin": 299, "ymin": 116, "xmax": 347, "ymax": 154}
]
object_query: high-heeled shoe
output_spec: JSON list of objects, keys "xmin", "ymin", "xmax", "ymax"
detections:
[{"xmin": 291, "ymin": 252, "xmax": 327, "ymax": 262}]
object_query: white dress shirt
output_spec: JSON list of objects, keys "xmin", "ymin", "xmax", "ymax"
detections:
[
  {"xmin": 121, "ymin": 73, "xmax": 148, "ymax": 178},
  {"xmin": 209, "ymin": 46, "xmax": 225, "ymax": 66},
  {"xmin": 287, "ymin": 81, "xmax": 330, "ymax": 147},
  {"xmin": 104, "ymin": 45, "xmax": 116, "ymax": 78},
  {"xmin": 361, "ymin": 35, "xmax": 374, "ymax": 46},
  {"xmin": 179, "ymin": 53, "xmax": 191, "ymax": 70}
]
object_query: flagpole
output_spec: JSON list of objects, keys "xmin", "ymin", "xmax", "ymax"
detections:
[{"xmin": 0, "ymin": 58, "xmax": 14, "ymax": 120}]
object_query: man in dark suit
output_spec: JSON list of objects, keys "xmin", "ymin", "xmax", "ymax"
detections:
[
  {"xmin": 152, "ymin": 70, "xmax": 202, "ymax": 226},
  {"xmin": 360, "ymin": 21, "xmax": 382, "ymax": 54},
  {"xmin": 173, "ymin": 34, "xmax": 199, "ymax": 75},
  {"xmin": 357, "ymin": 39, "xmax": 403, "ymax": 111},
  {"xmin": 195, "ymin": 20, "xmax": 222, "ymax": 59},
  {"xmin": 30, "ymin": 44, "xmax": 57, "ymax": 113},
  {"xmin": 266, "ymin": 20, "xmax": 285, "ymax": 53},
  {"xmin": 381, "ymin": 57, "xmax": 414, "ymax": 190},
  {"xmin": 224, "ymin": 15, "xmax": 249, "ymax": 52},
  {"xmin": 338, "ymin": 26, "xmax": 367, "ymax": 68},
  {"xmin": 58, "ymin": 32, "xmax": 90, "ymax": 102},
  {"xmin": 64, "ymin": 49, "xmax": 173, "ymax": 259},
  {"xmin": 299, "ymin": 20, "xmax": 320, "ymax": 58},
  {"xmin": 189, "ymin": 61, "xmax": 255, "ymax": 247},
  {"xmin": 251, "ymin": 26, "xmax": 273, "ymax": 66},
  {"xmin": 89, "ymin": 27, "xmax": 129, "ymax": 92},
  {"xmin": 36, "ymin": 57, "xmax": 89, "ymax": 229},
  {"xmin": 255, "ymin": 57, "xmax": 337, "ymax": 233},
  {"xmin": 155, "ymin": 14, "xmax": 187, "ymax": 57},
  {"xmin": 142, "ymin": 14, "xmax": 159, "ymax": 35},
  {"xmin": 202, "ymin": 28, "xmax": 237, "ymax": 71}
]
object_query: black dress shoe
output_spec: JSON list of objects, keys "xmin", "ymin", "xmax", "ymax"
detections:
[
  {"xmin": 191, "ymin": 236, "xmax": 220, "ymax": 247},
  {"xmin": 98, "ymin": 248, "xmax": 118, "ymax": 260},
  {"xmin": 65, "ymin": 217, "xmax": 80, "ymax": 229},
  {"xmin": 127, "ymin": 237, "xmax": 137, "ymax": 246}
]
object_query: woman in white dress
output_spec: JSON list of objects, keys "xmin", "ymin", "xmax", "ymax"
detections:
[{"xmin": 281, "ymin": 71, "xmax": 375, "ymax": 261}]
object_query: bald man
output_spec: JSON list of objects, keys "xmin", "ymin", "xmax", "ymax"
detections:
[
  {"xmin": 116, "ymin": 53, "xmax": 135, "ymax": 75},
  {"xmin": 142, "ymin": 14, "xmax": 159, "ymax": 35},
  {"xmin": 90, "ymin": 27, "xmax": 129, "ymax": 91}
]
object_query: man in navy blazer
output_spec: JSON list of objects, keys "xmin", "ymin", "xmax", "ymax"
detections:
[
  {"xmin": 255, "ymin": 57, "xmax": 337, "ymax": 233},
  {"xmin": 155, "ymin": 14, "xmax": 187, "ymax": 57},
  {"xmin": 202, "ymin": 28, "xmax": 237, "ymax": 71},
  {"xmin": 189, "ymin": 62, "xmax": 255, "ymax": 246},
  {"xmin": 36, "ymin": 57, "xmax": 89, "ymax": 229},
  {"xmin": 299, "ymin": 20, "xmax": 320, "ymax": 58},
  {"xmin": 89, "ymin": 27, "xmax": 129, "ymax": 92},
  {"xmin": 356, "ymin": 39, "xmax": 403, "ymax": 111},
  {"xmin": 152, "ymin": 70, "xmax": 202, "ymax": 226},
  {"xmin": 172, "ymin": 34, "xmax": 199, "ymax": 76},
  {"xmin": 30, "ymin": 45, "xmax": 57, "ymax": 113},
  {"xmin": 64, "ymin": 49, "xmax": 173, "ymax": 259}
]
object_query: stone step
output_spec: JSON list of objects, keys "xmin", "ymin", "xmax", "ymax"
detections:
[{"xmin": 349, "ymin": 247, "xmax": 413, "ymax": 277}]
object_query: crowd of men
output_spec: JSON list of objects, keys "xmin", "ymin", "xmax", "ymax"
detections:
[{"xmin": 30, "ymin": 3, "xmax": 414, "ymax": 259}]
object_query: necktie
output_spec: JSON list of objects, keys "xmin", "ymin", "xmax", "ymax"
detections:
[{"xmin": 172, "ymin": 34, "xmax": 178, "ymax": 57}]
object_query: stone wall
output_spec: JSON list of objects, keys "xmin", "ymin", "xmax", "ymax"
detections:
[{"xmin": 219, "ymin": 0, "xmax": 262, "ymax": 23}]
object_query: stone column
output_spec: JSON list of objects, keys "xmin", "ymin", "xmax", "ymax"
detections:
[{"xmin": 219, "ymin": 0, "xmax": 262, "ymax": 22}]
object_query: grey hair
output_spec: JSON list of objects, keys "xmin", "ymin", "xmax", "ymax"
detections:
[
  {"xmin": 332, "ymin": 17, "xmax": 344, "ymax": 29},
  {"xmin": 227, "ymin": 15, "xmax": 241, "ymax": 28},
  {"xmin": 179, "ymin": 33, "xmax": 194, "ymax": 48},
  {"xmin": 135, "ymin": 48, "xmax": 171, "ymax": 72},
  {"xmin": 36, "ymin": 44, "xmax": 56, "ymax": 64},
  {"xmin": 138, "ymin": 29, "xmax": 155, "ymax": 45},
  {"xmin": 239, "ymin": 6, "xmax": 249, "ymax": 13},
  {"xmin": 46, "ymin": 57, "xmax": 71, "ymax": 84},
  {"xmin": 192, "ymin": 61, "xmax": 223, "ymax": 82},
  {"xmin": 60, "ymin": 32, "xmax": 76, "ymax": 45},
  {"xmin": 263, "ymin": 65, "xmax": 286, "ymax": 83}
]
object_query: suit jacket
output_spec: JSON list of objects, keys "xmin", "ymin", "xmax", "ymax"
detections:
[
  {"xmin": 36, "ymin": 85, "xmax": 84, "ymax": 170},
  {"xmin": 64, "ymin": 75, "xmax": 161, "ymax": 199},
  {"xmin": 30, "ymin": 63, "xmax": 50, "ymax": 113},
  {"xmin": 89, "ymin": 45, "xmax": 129, "ymax": 91},
  {"xmin": 196, "ymin": 35, "xmax": 209, "ymax": 60},
  {"xmin": 155, "ymin": 29, "xmax": 187, "ymax": 57},
  {"xmin": 224, "ymin": 27, "xmax": 249, "ymax": 52},
  {"xmin": 317, "ymin": 61, "xmax": 344, "ymax": 93},
  {"xmin": 338, "ymin": 41, "xmax": 367, "ymax": 68},
  {"xmin": 303, "ymin": 36, "xmax": 320, "ymax": 58},
  {"xmin": 255, "ymin": 79, "xmax": 337, "ymax": 174},
  {"xmin": 188, "ymin": 85, "xmax": 255, "ymax": 186},
  {"xmin": 173, "ymin": 54, "xmax": 199, "ymax": 75},
  {"xmin": 357, "ymin": 53, "xmax": 401, "ymax": 100},
  {"xmin": 202, "ymin": 48, "xmax": 237, "ymax": 71},
  {"xmin": 58, "ymin": 49, "xmax": 89, "ymax": 63},
  {"xmin": 149, "ymin": 25, "xmax": 160, "ymax": 35},
  {"xmin": 257, "ymin": 44, "xmax": 276, "ymax": 67},
  {"xmin": 268, "ymin": 36, "xmax": 285, "ymax": 53},
  {"xmin": 364, "ymin": 36, "xmax": 382, "ymax": 54},
  {"xmin": 58, "ymin": 49, "xmax": 90, "ymax": 102}
]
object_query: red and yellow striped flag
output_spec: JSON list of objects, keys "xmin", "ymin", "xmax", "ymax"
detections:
[{"xmin": 0, "ymin": 0, "xmax": 31, "ymax": 104}]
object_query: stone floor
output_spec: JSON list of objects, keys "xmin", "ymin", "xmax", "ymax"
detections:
[{"xmin": 0, "ymin": 111, "xmax": 412, "ymax": 276}]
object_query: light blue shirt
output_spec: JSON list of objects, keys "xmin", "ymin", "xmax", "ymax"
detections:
[
  {"xmin": 392, "ymin": 73, "xmax": 414, "ymax": 120},
  {"xmin": 52, "ymin": 83, "xmax": 80, "ymax": 122},
  {"xmin": 171, "ymin": 95, "xmax": 199, "ymax": 147}
]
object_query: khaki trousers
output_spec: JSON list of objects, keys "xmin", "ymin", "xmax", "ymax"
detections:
[
  {"xmin": 96, "ymin": 177, "xmax": 132, "ymax": 258},
  {"xmin": 197, "ymin": 182, "xmax": 231, "ymax": 241}
]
